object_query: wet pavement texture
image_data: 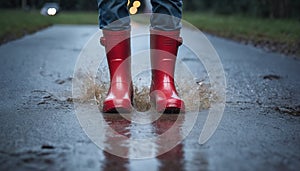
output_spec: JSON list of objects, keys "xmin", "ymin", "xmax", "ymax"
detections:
[{"xmin": 0, "ymin": 24, "xmax": 300, "ymax": 171}]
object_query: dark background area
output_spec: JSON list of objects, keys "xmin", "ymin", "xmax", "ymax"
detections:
[
  {"xmin": 1, "ymin": 0, "xmax": 300, "ymax": 19},
  {"xmin": 183, "ymin": 0, "xmax": 300, "ymax": 19},
  {"xmin": 0, "ymin": 0, "xmax": 97, "ymax": 11}
]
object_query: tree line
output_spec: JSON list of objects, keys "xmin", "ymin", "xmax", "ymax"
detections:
[
  {"xmin": 184, "ymin": 0, "xmax": 300, "ymax": 19},
  {"xmin": 0, "ymin": 0, "xmax": 97, "ymax": 11},
  {"xmin": 1, "ymin": 0, "xmax": 299, "ymax": 19}
]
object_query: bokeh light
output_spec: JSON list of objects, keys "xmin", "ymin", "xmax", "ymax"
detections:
[
  {"xmin": 47, "ymin": 8, "xmax": 57, "ymax": 16},
  {"xmin": 129, "ymin": 7, "xmax": 138, "ymax": 15},
  {"xmin": 133, "ymin": 1, "xmax": 141, "ymax": 8},
  {"xmin": 128, "ymin": 0, "xmax": 141, "ymax": 15}
]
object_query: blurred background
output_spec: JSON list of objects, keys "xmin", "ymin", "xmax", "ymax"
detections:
[
  {"xmin": 0, "ymin": 0, "xmax": 299, "ymax": 56},
  {"xmin": 185, "ymin": 0, "xmax": 300, "ymax": 19},
  {"xmin": 0, "ymin": 0, "xmax": 299, "ymax": 18}
]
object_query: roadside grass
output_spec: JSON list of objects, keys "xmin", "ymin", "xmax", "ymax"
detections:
[
  {"xmin": 183, "ymin": 12, "xmax": 300, "ymax": 56},
  {"xmin": 0, "ymin": 9, "xmax": 98, "ymax": 44},
  {"xmin": 0, "ymin": 9, "xmax": 299, "ymax": 56}
]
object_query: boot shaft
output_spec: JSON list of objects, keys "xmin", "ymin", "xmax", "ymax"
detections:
[
  {"xmin": 150, "ymin": 29, "xmax": 182, "ymax": 86},
  {"xmin": 101, "ymin": 29, "xmax": 131, "ymax": 83}
]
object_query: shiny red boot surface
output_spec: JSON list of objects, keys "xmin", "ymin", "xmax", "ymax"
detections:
[
  {"xmin": 101, "ymin": 29, "xmax": 132, "ymax": 113},
  {"xmin": 150, "ymin": 29, "xmax": 185, "ymax": 114}
]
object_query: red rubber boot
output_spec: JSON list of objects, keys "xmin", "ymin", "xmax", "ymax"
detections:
[
  {"xmin": 100, "ymin": 29, "xmax": 132, "ymax": 113},
  {"xmin": 150, "ymin": 29, "xmax": 185, "ymax": 114}
]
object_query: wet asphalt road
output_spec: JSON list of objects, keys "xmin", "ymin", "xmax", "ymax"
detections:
[{"xmin": 0, "ymin": 25, "xmax": 300, "ymax": 171}]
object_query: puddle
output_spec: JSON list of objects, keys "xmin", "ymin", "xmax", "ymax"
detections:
[
  {"xmin": 263, "ymin": 74, "xmax": 281, "ymax": 80},
  {"xmin": 41, "ymin": 145, "xmax": 55, "ymax": 150},
  {"xmin": 275, "ymin": 106, "xmax": 300, "ymax": 116},
  {"xmin": 24, "ymin": 90, "xmax": 73, "ymax": 110},
  {"xmin": 55, "ymin": 77, "xmax": 73, "ymax": 85}
]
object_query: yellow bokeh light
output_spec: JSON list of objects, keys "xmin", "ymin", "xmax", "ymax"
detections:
[
  {"xmin": 133, "ymin": 1, "xmax": 141, "ymax": 8},
  {"xmin": 129, "ymin": 7, "xmax": 138, "ymax": 15},
  {"xmin": 127, "ymin": 0, "xmax": 130, "ymax": 6}
]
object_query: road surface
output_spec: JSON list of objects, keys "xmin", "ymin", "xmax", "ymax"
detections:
[{"xmin": 0, "ymin": 24, "xmax": 299, "ymax": 171}]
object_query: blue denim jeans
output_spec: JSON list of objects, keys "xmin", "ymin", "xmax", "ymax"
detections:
[{"xmin": 97, "ymin": 0, "xmax": 182, "ymax": 30}]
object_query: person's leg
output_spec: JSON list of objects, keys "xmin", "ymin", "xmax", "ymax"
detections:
[
  {"xmin": 149, "ymin": 0, "xmax": 185, "ymax": 113},
  {"xmin": 98, "ymin": 0, "xmax": 132, "ymax": 113},
  {"xmin": 97, "ymin": 0, "xmax": 130, "ymax": 30},
  {"xmin": 150, "ymin": 0, "xmax": 182, "ymax": 30}
]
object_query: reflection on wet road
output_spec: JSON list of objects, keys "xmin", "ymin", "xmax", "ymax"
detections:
[{"xmin": 102, "ymin": 114, "xmax": 185, "ymax": 170}]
